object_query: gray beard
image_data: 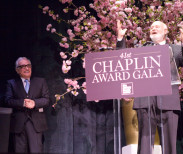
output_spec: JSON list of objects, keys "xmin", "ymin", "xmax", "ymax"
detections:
[{"xmin": 150, "ymin": 34, "xmax": 164, "ymax": 43}]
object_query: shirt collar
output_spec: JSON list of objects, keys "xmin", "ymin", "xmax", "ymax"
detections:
[
  {"xmin": 21, "ymin": 77, "xmax": 30, "ymax": 82},
  {"xmin": 157, "ymin": 40, "xmax": 166, "ymax": 45}
]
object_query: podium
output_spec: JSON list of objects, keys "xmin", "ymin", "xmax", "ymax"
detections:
[
  {"xmin": 0, "ymin": 107, "xmax": 12, "ymax": 153},
  {"xmin": 85, "ymin": 45, "xmax": 174, "ymax": 154}
]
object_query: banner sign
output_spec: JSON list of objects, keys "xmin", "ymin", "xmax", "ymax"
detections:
[{"xmin": 85, "ymin": 45, "xmax": 172, "ymax": 101}]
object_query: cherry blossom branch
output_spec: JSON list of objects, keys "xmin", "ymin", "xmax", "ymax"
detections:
[{"xmin": 39, "ymin": 0, "xmax": 183, "ymax": 108}]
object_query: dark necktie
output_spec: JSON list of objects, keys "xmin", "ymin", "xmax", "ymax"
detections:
[
  {"xmin": 24, "ymin": 79, "xmax": 30, "ymax": 93},
  {"xmin": 143, "ymin": 41, "xmax": 155, "ymax": 46}
]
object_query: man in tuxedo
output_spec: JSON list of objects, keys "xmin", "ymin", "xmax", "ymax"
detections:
[
  {"xmin": 116, "ymin": 21, "xmax": 183, "ymax": 154},
  {"xmin": 5, "ymin": 57, "xmax": 49, "ymax": 153}
]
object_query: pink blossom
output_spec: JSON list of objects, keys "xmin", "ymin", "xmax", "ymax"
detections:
[
  {"xmin": 124, "ymin": 8, "xmax": 132, "ymax": 13},
  {"xmin": 43, "ymin": 6, "xmax": 49, "ymax": 11},
  {"xmin": 74, "ymin": 9, "xmax": 78, "ymax": 16},
  {"xmin": 51, "ymin": 28, "xmax": 56, "ymax": 33},
  {"xmin": 82, "ymin": 89, "xmax": 87, "ymax": 94},
  {"xmin": 62, "ymin": 61, "xmax": 71, "ymax": 73},
  {"xmin": 48, "ymin": 10, "xmax": 53, "ymax": 17},
  {"xmin": 71, "ymin": 91, "xmax": 79, "ymax": 96},
  {"xmin": 64, "ymin": 78, "xmax": 72, "ymax": 84},
  {"xmin": 82, "ymin": 34, "xmax": 88, "ymax": 41},
  {"xmin": 71, "ymin": 80, "xmax": 77, "ymax": 86},
  {"xmin": 85, "ymin": 26, "xmax": 88, "ymax": 30},
  {"xmin": 107, "ymin": 32, "xmax": 112, "ymax": 38},
  {"xmin": 115, "ymin": 0, "xmax": 126, "ymax": 8},
  {"xmin": 150, "ymin": 5, "xmax": 155, "ymax": 11},
  {"xmin": 165, "ymin": 2, "xmax": 172, "ymax": 7},
  {"xmin": 136, "ymin": 27, "xmax": 142, "ymax": 32},
  {"xmin": 94, "ymin": 38, "xmax": 100, "ymax": 44},
  {"xmin": 60, "ymin": 52, "xmax": 65, "ymax": 56},
  {"xmin": 71, "ymin": 50, "xmax": 79, "ymax": 57},
  {"xmin": 69, "ymin": 34, "xmax": 75, "ymax": 41},
  {"xmin": 149, "ymin": 12, "xmax": 154, "ymax": 18},
  {"xmin": 67, "ymin": 88, "xmax": 71, "ymax": 92},
  {"xmin": 42, "ymin": 6, "xmax": 49, "ymax": 14},
  {"xmin": 118, "ymin": 11, "xmax": 127, "ymax": 18},
  {"xmin": 63, "ymin": 8, "xmax": 69, "ymax": 13},
  {"xmin": 71, "ymin": 21, "xmax": 76, "ymax": 26},
  {"xmin": 67, "ymin": 29, "xmax": 75, "ymax": 40},
  {"xmin": 46, "ymin": 24, "xmax": 52, "ymax": 31},
  {"xmin": 59, "ymin": 0, "xmax": 72, "ymax": 4},
  {"xmin": 74, "ymin": 26, "xmax": 80, "ymax": 32},
  {"xmin": 82, "ymin": 82, "xmax": 86, "ymax": 88},
  {"xmin": 78, "ymin": 45, "xmax": 83, "ymax": 50},
  {"xmin": 62, "ymin": 37, "xmax": 67, "ymax": 42},
  {"xmin": 60, "ymin": 52, "xmax": 67, "ymax": 59},
  {"xmin": 59, "ymin": 43, "xmax": 69, "ymax": 49},
  {"xmin": 66, "ymin": 60, "xmax": 72, "ymax": 65},
  {"xmin": 64, "ymin": 43, "xmax": 69, "ymax": 48},
  {"xmin": 89, "ymin": 3, "xmax": 94, "ymax": 9},
  {"xmin": 67, "ymin": 29, "xmax": 73, "ymax": 35},
  {"xmin": 60, "ymin": 43, "xmax": 69, "ymax": 48}
]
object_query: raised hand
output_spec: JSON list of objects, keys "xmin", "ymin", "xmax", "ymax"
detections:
[{"xmin": 117, "ymin": 19, "xmax": 127, "ymax": 40}]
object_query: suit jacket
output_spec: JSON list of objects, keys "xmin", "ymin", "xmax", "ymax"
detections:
[
  {"xmin": 5, "ymin": 77, "xmax": 49, "ymax": 133},
  {"xmin": 116, "ymin": 40, "xmax": 183, "ymax": 110}
]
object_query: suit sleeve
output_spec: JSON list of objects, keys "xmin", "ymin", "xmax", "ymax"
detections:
[
  {"xmin": 116, "ymin": 38, "xmax": 126, "ymax": 49},
  {"xmin": 174, "ymin": 45, "xmax": 183, "ymax": 67},
  {"xmin": 5, "ymin": 80, "xmax": 25, "ymax": 109},
  {"xmin": 33, "ymin": 79, "xmax": 50, "ymax": 109},
  {"xmin": 179, "ymin": 47, "xmax": 183, "ymax": 67}
]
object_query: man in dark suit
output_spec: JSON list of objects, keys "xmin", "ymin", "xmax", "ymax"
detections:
[
  {"xmin": 5, "ymin": 57, "xmax": 49, "ymax": 153},
  {"xmin": 116, "ymin": 21, "xmax": 183, "ymax": 154}
]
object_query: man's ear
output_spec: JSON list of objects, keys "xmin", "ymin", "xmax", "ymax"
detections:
[
  {"xmin": 164, "ymin": 28, "xmax": 168, "ymax": 35},
  {"xmin": 16, "ymin": 68, "xmax": 19, "ymax": 74}
]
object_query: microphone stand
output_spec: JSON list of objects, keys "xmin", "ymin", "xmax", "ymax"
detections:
[
  {"xmin": 113, "ymin": 99, "xmax": 121, "ymax": 154},
  {"xmin": 159, "ymin": 96, "xmax": 165, "ymax": 154},
  {"xmin": 147, "ymin": 96, "xmax": 152, "ymax": 154}
]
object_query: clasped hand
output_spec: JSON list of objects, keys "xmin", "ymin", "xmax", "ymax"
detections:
[{"xmin": 24, "ymin": 99, "xmax": 35, "ymax": 109}]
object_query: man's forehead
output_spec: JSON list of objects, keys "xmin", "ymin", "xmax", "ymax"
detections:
[{"xmin": 151, "ymin": 21, "xmax": 162, "ymax": 27}]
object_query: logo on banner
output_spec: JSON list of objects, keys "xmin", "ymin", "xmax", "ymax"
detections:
[{"xmin": 121, "ymin": 82, "xmax": 134, "ymax": 95}]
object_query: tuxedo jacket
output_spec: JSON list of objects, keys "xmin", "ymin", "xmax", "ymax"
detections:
[
  {"xmin": 116, "ymin": 39, "xmax": 183, "ymax": 110},
  {"xmin": 5, "ymin": 77, "xmax": 49, "ymax": 133}
]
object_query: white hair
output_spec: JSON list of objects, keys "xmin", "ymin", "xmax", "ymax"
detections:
[{"xmin": 15, "ymin": 57, "xmax": 31, "ymax": 68}]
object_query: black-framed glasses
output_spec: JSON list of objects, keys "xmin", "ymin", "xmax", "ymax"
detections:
[{"xmin": 17, "ymin": 64, "xmax": 32, "ymax": 69}]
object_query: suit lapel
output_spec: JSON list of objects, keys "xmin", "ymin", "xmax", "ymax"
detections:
[
  {"xmin": 29, "ymin": 77, "xmax": 35, "ymax": 97},
  {"xmin": 16, "ymin": 78, "xmax": 27, "ymax": 96}
]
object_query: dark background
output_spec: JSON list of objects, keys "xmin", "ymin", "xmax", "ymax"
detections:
[
  {"xmin": 0, "ymin": 0, "xmax": 183, "ymax": 153},
  {"xmin": 0, "ymin": 0, "xmax": 125, "ymax": 153}
]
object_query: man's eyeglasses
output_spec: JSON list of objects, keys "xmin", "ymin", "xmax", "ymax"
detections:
[{"xmin": 17, "ymin": 64, "xmax": 32, "ymax": 69}]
